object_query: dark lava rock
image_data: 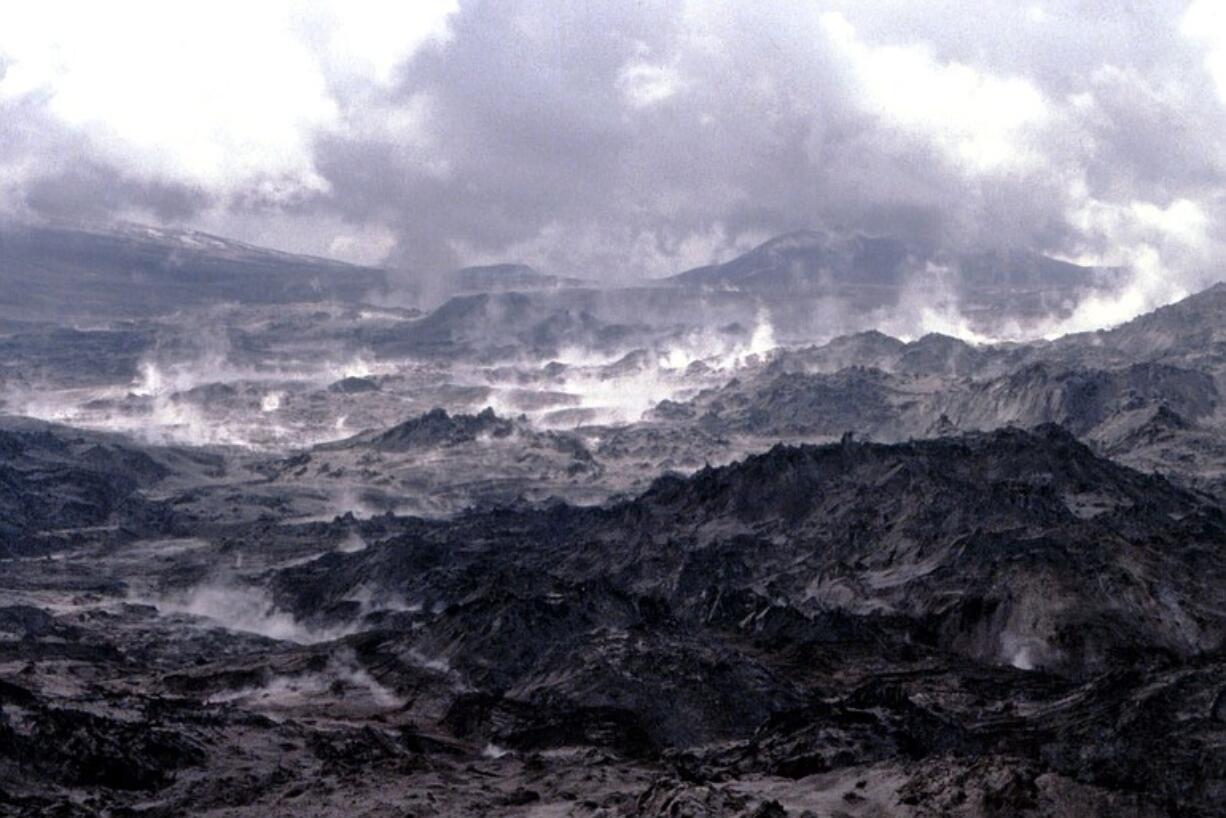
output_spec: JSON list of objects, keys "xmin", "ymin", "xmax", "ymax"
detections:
[
  {"xmin": 0, "ymin": 704, "xmax": 205, "ymax": 791},
  {"xmin": 328, "ymin": 376, "xmax": 381, "ymax": 394},
  {"xmin": 371, "ymin": 407, "xmax": 513, "ymax": 450},
  {"xmin": 634, "ymin": 778, "xmax": 749, "ymax": 817},
  {"xmin": 252, "ymin": 424, "xmax": 1226, "ymax": 814}
]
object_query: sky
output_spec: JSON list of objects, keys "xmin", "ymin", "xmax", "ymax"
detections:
[{"xmin": 2, "ymin": 0, "xmax": 1226, "ymax": 301}]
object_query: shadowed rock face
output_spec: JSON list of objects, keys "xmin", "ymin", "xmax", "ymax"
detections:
[
  {"xmin": 273, "ymin": 426, "xmax": 1226, "ymax": 686},
  {"xmin": 0, "ymin": 419, "xmax": 181, "ymax": 555},
  {"xmin": 672, "ymin": 358, "xmax": 1221, "ymax": 455},
  {"xmin": 4, "ymin": 402, "xmax": 1226, "ymax": 814}
]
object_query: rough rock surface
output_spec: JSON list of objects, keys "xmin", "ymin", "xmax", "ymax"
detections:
[{"xmin": 4, "ymin": 227, "xmax": 1226, "ymax": 816}]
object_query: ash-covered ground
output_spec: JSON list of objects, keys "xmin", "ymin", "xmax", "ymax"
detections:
[{"xmin": 3, "ymin": 223, "xmax": 1226, "ymax": 816}]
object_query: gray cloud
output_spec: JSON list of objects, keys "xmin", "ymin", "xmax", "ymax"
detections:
[
  {"xmin": 25, "ymin": 160, "xmax": 210, "ymax": 223},
  {"xmin": 3, "ymin": 0, "xmax": 1226, "ymax": 295}
]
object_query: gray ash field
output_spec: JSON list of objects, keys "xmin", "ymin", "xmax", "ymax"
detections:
[{"xmin": 3, "ymin": 223, "xmax": 1226, "ymax": 817}]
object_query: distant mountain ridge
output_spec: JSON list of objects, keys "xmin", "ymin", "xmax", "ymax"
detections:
[
  {"xmin": 450, "ymin": 263, "xmax": 586, "ymax": 293},
  {"xmin": 0, "ymin": 219, "xmax": 1180, "ymax": 357},
  {"xmin": 668, "ymin": 229, "xmax": 1117, "ymax": 294},
  {"xmin": 0, "ymin": 220, "xmax": 389, "ymax": 321}
]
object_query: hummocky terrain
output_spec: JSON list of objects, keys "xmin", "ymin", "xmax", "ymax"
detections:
[{"xmin": 2, "ymin": 221, "xmax": 1226, "ymax": 817}]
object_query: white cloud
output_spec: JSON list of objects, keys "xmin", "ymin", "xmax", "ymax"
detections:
[
  {"xmin": 0, "ymin": 1, "xmax": 455, "ymax": 203},
  {"xmin": 821, "ymin": 11, "xmax": 1050, "ymax": 173},
  {"xmin": 1066, "ymin": 190, "xmax": 1210, "ymax": 264},
  {"xmin": 1129, "ymin": 198, "xmax": 1210, "ymax": 248},
  {"xmin": 1184, "ymin": 0, "xmax": 1226, "ymax": 103},
  {"xmin": 1025, "ymin": 5, "xmax": 1051, "ymax": 25},
  {"xmin": 618, "ymin": 59, "xmax": 684, "ymax": 108},
  {"xmin": 308, "ymin": 0, "xmax": 458, "ymax": 86},
  {"xmin": 1039, "ymin": 190, "xmax": 1214, "ymax": 336},
  {"xmin": 327, "ymin": 225, "xmax": 398, "ymax": 265}
]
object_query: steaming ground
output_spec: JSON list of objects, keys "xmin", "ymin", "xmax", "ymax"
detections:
[
  {"xmin": 0, "ymin": 227, "xmax": 1161, "ymax": 452},
  {"xmin": 5, "ymin": 225, "xmax": 1226, "ymax": 815},
  {"xmin": 0, "ymin": 275, "xmax": 1144, "ymax": 454},
  {"xmin": 0, "ymin": 304, "xmax": 778, "ymax": 451}
]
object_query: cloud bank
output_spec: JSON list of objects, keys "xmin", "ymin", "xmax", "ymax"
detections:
[{"xmin": 3, "ymin": 0, "xmax": 1226, "ymax": 311}]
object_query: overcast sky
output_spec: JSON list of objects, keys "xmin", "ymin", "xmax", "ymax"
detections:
[{"xmin": 2, "ymin": 0, "xmax": 1225, "ymax": 293}]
